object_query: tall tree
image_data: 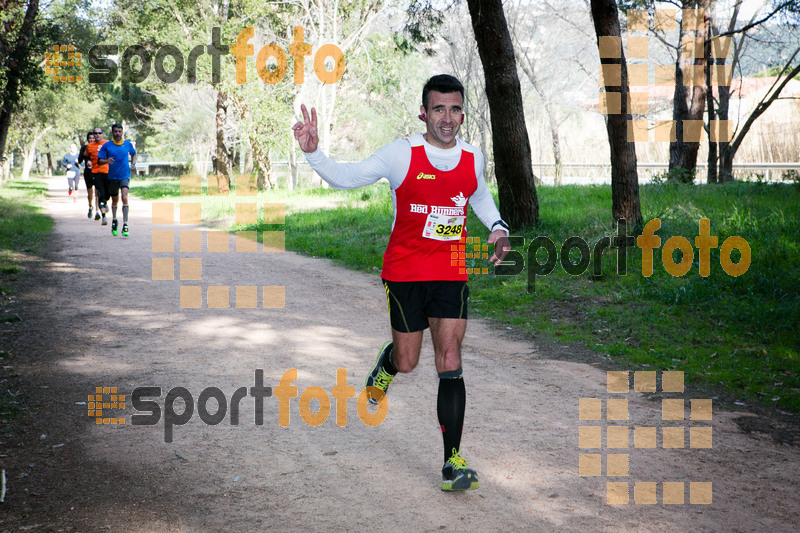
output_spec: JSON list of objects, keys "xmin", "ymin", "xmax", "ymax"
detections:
[
  {"xmin": 704, "ymin": 0, "xmax": 730, "ymax": 183},
  {"xmin": 705, "ymin": 0, "xmax": 800, "ymax": 182},
  {"xmin": 720, "ymin": 50, "xmax": 800, "ymax": 179},
  {"xmin": 0, "ymin": 0, "xmax": 42, "ymax": 183},
  {"xmin": 465, "ymin": 0, "xmax": 539, "ymax": 228},
  {"xmin": 437, "ymin": 3, "xmax": 492, "ymax": 168},
  {"xmin": 669, "ymin": 0, "xmax": 710, "ymax": 179},
  {"xmin": 507, "ymin": 0, "xmax": 588, "ymax": 186},
  {"xmin": 590, "ymin": 0, "xmax": 642, "ymax": 226},
  {"xmin": 213, "ymin": 1, "xmax": 231, "ymax": 182}
]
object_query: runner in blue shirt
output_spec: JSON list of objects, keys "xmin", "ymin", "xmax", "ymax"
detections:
[{"xmin": 97, "ymin": 124, "xmax": 137, "ymax": 237}]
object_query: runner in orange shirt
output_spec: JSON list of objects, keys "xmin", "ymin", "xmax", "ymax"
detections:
[{"xmin": 85, "ymin": 127, "xmax": 110, "ymax": 225}]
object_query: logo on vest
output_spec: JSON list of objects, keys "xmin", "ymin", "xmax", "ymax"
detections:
[
  {"xmin": 416, "ymin": 172, "xmax": 436, "ymax": 180},
  {"xmin": 450, "ymin": 192, "xmax": 467, "ymax": 207},
  {"xmin": 410, "ymin": 193, "xmax": 468, "ymax": 216},
  {"xmin": 425, "ymin": 192, "xmax": 468, "ymax": 217}
]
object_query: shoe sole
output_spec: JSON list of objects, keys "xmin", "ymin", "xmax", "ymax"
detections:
[
  {"xmin": 441, "ymin": 459, "xmax": 479, "ymax": 491},
  {"xmin": 365, "ymin": 341, "xmax": 393, "ymax": 405},
  {"xmin": 441, "ymin": 479, "xmax": 479, "ymax": 491}
]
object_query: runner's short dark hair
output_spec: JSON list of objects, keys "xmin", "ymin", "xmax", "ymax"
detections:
[
  {"xmin": 87, "ymin": 131, "xmax": 94, "ymax": 141},
  {"xmin": 422, "ymin": 75, "xmax": 464, "ymax": 111},
  {"xmin": 111, "ymin": 123, "xmax": 123, "ymax": 130}
]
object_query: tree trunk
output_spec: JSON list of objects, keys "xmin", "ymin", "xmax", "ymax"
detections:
[
  {"xmin": 0, "ymin": 0, "xmax": 40, "ymax": 170},
  {"xmin": 669, "ymin": 1, "xmax": 709, "ymax": 178},
  {"xmin": 21, "ymin": 144, "xmax": 35, "ymax": 180},
  {"xmin": 590, "ymin": 0, "xmax": 642, "ymax": 226},
  {"xmin": 250, "ymin": 137, "xmax": 275, "ymax": 190},
  {"xmin": 20, "ymin": 125, "xmax": 50, "ymax": 180},
  {"xmin": 721, "ymin": 59, "xmax": 800, "ymax": 180},
  {"xmin": 244, "ymin": 140, "xmax": 253, "ymax": 173},
  {"xmin": 546, "ymin": 107, "xmax": 563, "ymax": 186},
  {"xmin": 214, "ymin": 90, "xmax": 231, "ymax": 189},
  {"xmin": 1, "ymin": 156, "xmax": 11, "ymax": 185},
  {"xmin": 705, "ymin": 14, "xmax": 718, "ymax": 184},
  {"xmin": 465, "ymin": 0, "xmax": 539, "ymax": 228},
  {"xmin": 517, "ymin": 51, "xmax": 563, "ymax": 186},
  {"xmin": 716, "ymin": 54, "xmax": 734, "ymax": 181}
]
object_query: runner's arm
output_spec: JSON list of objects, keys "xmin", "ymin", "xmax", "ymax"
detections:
[
  {"xmin": 97, "ymin": 145, "xmax": 109, "ymax": 166},
  {"xmin": 469, "ymin": 150, "xmax": 509, "ymax": 235},
  {"xmin": 468, "ymin": 150, "xmax": 510, "ymax": 264},
  {"xmin": 303, "ymin": 140, "xmax": 410, "ymax": 190}
]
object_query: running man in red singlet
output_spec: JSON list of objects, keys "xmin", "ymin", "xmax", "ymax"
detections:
[{"xmin": 293, "ymin": 75, "xmax": 510, "ymax": 491}]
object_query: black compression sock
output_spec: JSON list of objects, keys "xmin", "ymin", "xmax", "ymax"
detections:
[{"xmin": 438, "ymin": 369, "xmax": 466, "ymax": 463}]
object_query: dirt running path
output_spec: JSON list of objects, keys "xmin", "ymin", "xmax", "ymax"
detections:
[{"xmin": 1, "ymin": 176, "xmax": 798, "ymax": 532}]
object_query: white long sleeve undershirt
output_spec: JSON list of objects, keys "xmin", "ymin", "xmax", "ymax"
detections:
[{"xmin": 303, "ymin": 133, "xmax": 506, "ymax": 233}]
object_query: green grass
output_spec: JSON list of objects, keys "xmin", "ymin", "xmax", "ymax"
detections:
[
  {"xmin": 136, "ymin": 176, "xmax": 800, "ymax": 413},
  {"xmin": 469, "ymin": 182, "xmax": 800, "ymax": 412},
  {"xmin": 0, "ymin": 178, "xmax": 53, "ymax": 294},
  {"xmin": 0, "ymin": 177, "xmax": 52, "ymax": 423}
]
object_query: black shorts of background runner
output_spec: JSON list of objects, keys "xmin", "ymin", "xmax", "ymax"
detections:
[
  {"xmin": 83, "ymin": 167, "xmax": 94, "ymax": 190},
  {"xmin": 106, "ymin": 179, "xmax": 130, "ymax": 198},
  {"xmin": 382, "ymin": 279, "xmax": 469, "ymax": 333},
  {"xmin": 93, "ymin": 173, "xmax": 110, "ymax": 203}
]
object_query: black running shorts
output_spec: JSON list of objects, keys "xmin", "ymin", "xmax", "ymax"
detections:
[
  {"xmin": 93, "ymin": 173, "xmax": 109, "ymax": 203},
  {"xmin": 107, "ymin": 178, "xmax": 129, "ymax": 197},
  {"xmin": 382, "ymin": 279, "xmax": 469, "ymax": 333},
  {"xmin": 93, "ymin": 172, "xmax": 111, "ymax": 204}
]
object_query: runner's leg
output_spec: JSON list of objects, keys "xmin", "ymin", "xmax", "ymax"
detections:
[
  {"xmin": 390, "ymin": 329, "xmax": 423, "ymax": 373},
  {"xmin": 111, "ymin": 194, "xmax": 118, "ymax": 220},
  {"xmin": 430, "ymin": 318, "xmax": 466, "ymax": 461},
  {"xmin": 121, "ymin": 187, "xmax": 129, "ymax": 223}
]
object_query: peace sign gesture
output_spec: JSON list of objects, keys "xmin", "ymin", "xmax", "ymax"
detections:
[{"xmin": 292, "ymin": 104, "xmax": 319, "ymax": 153}]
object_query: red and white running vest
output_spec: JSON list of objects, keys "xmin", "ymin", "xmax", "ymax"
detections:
[{"xmin": 381, "ymin": 143, "xmax": 478, "ymax": 282}]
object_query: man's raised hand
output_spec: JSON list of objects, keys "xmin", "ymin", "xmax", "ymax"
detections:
[{"xmin": 292, "ymin": 104, "xmax": 319, "ymax": 153}]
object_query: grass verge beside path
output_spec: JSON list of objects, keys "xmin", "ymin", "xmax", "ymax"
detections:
[
  {"xmin": 0, "ymin": 178, "xmax": 53, "ymax": 294},
  {"xmin": 0, "ymin": 177, "xmax": 53, "ymax": 422},
  {"xmin": 137, "ymin": 177, "xmax": 800, "ymax": 414}
]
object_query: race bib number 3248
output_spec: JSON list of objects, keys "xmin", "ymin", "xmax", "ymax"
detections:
[{"xmin": 422, "ymin": 213, "xmax": 466, "ymax": 241}]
